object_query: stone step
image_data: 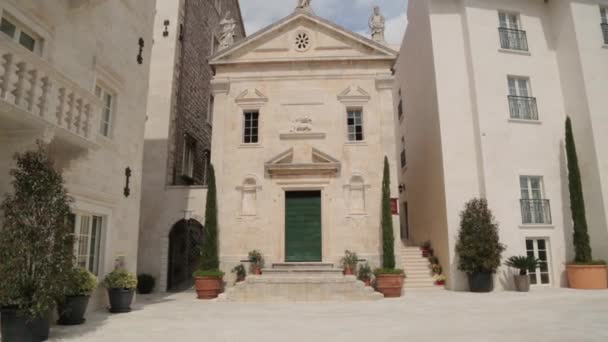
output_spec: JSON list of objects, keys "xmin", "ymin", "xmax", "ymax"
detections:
[
  {"xmin": 261, "ymin": 269, "xmax": 344, "ymax": 278},
  {"xmin": 404, "ymin": 283, "xmax": 441, "ymax": 289},
  {"xmin": 271, "ymin": 262, "xmax": 335, "ymax": 270}
]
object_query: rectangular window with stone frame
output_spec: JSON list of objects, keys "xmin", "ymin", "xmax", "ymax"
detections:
[
  {"xmin": 181, "ymin": 134, "xmax": 197, "ymax": 185},
  {"xmin": 243, "ymin": 111, "xmax": 259, "ymax": 144},
  {"xmin": 347, "ymin": 109, "xmax": 364, "ymax": 142},
  {"xmin": 0, "ymin": 13, "xmax": 42, "ymax": 54}
]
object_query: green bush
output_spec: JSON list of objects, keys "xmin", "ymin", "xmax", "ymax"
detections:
[
  {"xmin": 248, "ymin": 250, "xmax": 265, "ymax": 271},
  {"xmin": 198, "ymin": 164, "xmax": 220, "ymax": 272},
  {"xmin": 137, "ymin": 274, "xmax": 156, "ymax": 294},
  {"xmin": 505, "ymin": 256, "xmax": 540, "ymax": 276},
  {"xmin": 357, "ymin": 263, "xmax": 373, "ymax": 281},
  {"xmin": 0, "ymin": 142, "xmax": 75, "ymax": 319},
  {"xmin": 340, "ymin": 250, "xmax": 359, "ymax": 269},
  {"xmin": 102, "ymin": 269, "xmax": 137, "ymax": 290},
  {"xmin": 231, "ymin": 264, "xmax": 246, "ymax": 279},
  {"xmin": 380, "ymin": 157, "xmax": 396, "ymax": 270},
  {"xmin": 455, "ymin": 198, "xmax": 506, "ymax": 274},
  {"xmin": 193, "ymin": 269, "xmax": 225, "ymax": 278},
  {"xmin": 65, "ymin": 268, "xmax": 98, "ymax": 296}
]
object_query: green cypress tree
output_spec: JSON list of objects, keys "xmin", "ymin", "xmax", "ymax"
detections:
[
  {"xmin": 0, "ymin": 142, "xmax": 75, "ymax": 318},
  {"xmin": 565, "ymin": 117, "xmax": 592, "ymax": 263},
  {"xmin": 381, "ymin": 156, "xmax": 396, "ymax": 269},
  {"xmin": 199, "ymin": 164, "xmax": 220, "ymax": 271}
]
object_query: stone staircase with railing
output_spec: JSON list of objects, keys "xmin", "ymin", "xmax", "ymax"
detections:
[
  {"xmin": 399, "ymin": 246, "xmax": 442, "ymax": 289},
  {"xmin": 217, "ymin": 263, "xmax": 383, "ymax": 302}
]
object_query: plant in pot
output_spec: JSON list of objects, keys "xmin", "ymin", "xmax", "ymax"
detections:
[
  {"xmin": 455, "ymin": 198, "xmax": 506, "ymax": 293},
  {"xmin": 430, "ymin": 263, "xmax": 442, "ymax": 275},
  {"xmin": 434, "ymin": 275, "xmax": 447, "ymax": 286},
  {"xmin": 231, "ymin": 264, "xmax": 247, "ymax": 283},
  {"xmin": 421, "ymin": 241, "xmax": 433, "ymax": 257},
  {"xmin": 57, "ymin": 267, "xmax": 98, "ymax": 325},
  {"xmin": 358, "ymin": 263, "xmax": 373, "ymax": 287},
  {"xmin": 505, "ymin": 256, "xmax": 540, "ymax": 292},
  {"xmin": 564, "ymin": 117, "xmax": 608, "ymax": 289},
  {"xmin": 102, "ymin": 269, "xmax": 137, "ymax": 313},
  {"xmin": 374, "ymin": 157, "xmax": 405, "ymax": 297},
  {"xmin": 193, "ymin": 164, "xmax": 225, "ymax": 299},
  {"xmin": 137, "ymin": 274, "xmax": 156, "ymax": 294},
  {"xmin": 0, "ymin": 143, "xmax": 75, "ymax": 342},
  {"xmin": 340, "ymin": 250, "xmax": 359, "ymax": 276},
  {"xmin": 248, "ymin": 250, "xmax": 265, "ymax": 275}
]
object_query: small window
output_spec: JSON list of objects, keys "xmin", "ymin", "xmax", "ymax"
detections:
[
  {"xmin": 520, "ymin": 176, "xmax": 551, "ymax": 225},
  {"xmin": 0, "ymin": 15, "xmax": 41, "ymax": 53},
  {"xmin": 72, "ymin": 213, "xmax": 103, "ymax": 275},
  {"xmin": 243, "ymin": 111, "xmax": 259, "ymax": 144},
  {"xmin": 601, "ymin": 7, "xmax": 608, "ymax": 44},
  {"xmin": 208, "ymin": 95, "xmax": 214, "ymax": 125},
  {"xmin": 499, "ymin": 12, "xmax": 520, "ymax": 30},
  {"xmin": 508, "ymin": 76, "xmax": 538, "ymax": 120},
  {"xmin": 526, "ymin": 238, "xmax": 551, "ymax": 285},
  {"xmin": 347, "ymin": 109, "xmax": 364, "ymax": 142},
  {"xmin": 182, "ymin": 135, "xmax": 196, "ymax": 178},
  {"xmin": 400, "ymin": 149, "xmax": 407, "ymax": 169},
  {"xmin": 95, "ymin": 85, "xmax": 115, "ymax": 137},
  {"xmin": 401, "ymin": 202, "xmax": 409, "ymax": 240},
  {"xmin": 498, "ymin": 12, "xmax": 528, "ymax": 51}
]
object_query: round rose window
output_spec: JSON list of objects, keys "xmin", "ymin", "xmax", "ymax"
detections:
[{"xmin": 294, "ymin": 32, "xmax": 311, "ymax": 52}]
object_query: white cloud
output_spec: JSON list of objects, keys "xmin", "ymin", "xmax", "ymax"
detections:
[{"xmin": 239, "ymin": 0, "xmax": 408, "ymax": 45}]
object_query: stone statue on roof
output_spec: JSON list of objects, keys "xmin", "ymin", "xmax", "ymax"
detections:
[
  {"xmin": 296, "ymin": 0, "xmax": 312, "ymax": 10},
  {"xmin": 369, "ymin": 6, "xmax": 386, "ymax": 43},
  {"xmin": 219, "ymin": 11, "xmax": 236, "ymax": 49}
]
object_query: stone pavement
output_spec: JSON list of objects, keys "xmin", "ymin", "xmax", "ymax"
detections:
[{"xmin": 49, "ymin": 288, "xmax": 608, "ymax": 342}]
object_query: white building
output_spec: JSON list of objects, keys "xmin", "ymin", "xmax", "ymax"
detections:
[
  {"xmin": 0, "ymin": 0, "xmax": 155, "ymax": 307},
  {"xmin": 394, "ymin": 0, "xmax": 608, "ymax": 290},
  {"xmin": 208, "ymin": 6, "xmax": 402, "ymax": 284}
]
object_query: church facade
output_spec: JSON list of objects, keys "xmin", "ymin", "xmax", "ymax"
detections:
[{"xmin": 208, "ymin": 7, "xmax": 402, "ymax": 279}]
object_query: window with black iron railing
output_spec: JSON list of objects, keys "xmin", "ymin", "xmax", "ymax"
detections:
[
  {"xmin": 520, "ymin": 199, "xmax": 552, "ymax": 225},
  {"xmin": 499, "ymin": 28, "xmax": 528, "ymax": 51},
  {"xmin": 602, "ymin": 23, "xmax": 608, "ymax": 45},
  {"xmin": 509, "ymin": 95, "xmax": 538, "ymax": 121}
]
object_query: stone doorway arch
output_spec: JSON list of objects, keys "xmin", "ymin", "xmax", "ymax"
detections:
[{"xmin": 167, "ymin": 219, "xmax": 204, "ymax": 292}]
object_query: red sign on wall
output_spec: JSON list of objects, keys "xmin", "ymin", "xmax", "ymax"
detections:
[{"xmin": 390, "ymin": 198, "xmax": 399, "ymax": 215}]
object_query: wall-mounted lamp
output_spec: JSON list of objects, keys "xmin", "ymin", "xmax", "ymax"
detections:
[
  {"xmin": 124, "ymin": 167, "xmax": 132, "ymax": 197},
  {"xmin": 163, "ymin": 20, "xmax": 170, "ymax": 37},
  {"xmin": 137, "ymin": 38, "xmax": 144, "ymax": 65},
  {"xmin": 398, "ymin": 184, "xmax": 406, "ymax": 194}
]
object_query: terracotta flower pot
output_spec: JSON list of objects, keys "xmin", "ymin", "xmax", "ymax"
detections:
[
  {"xmin": 363, "ymin": 278, "xmax": 372, "ymax": 287},
  {"xmin": 566, "ymin": 265, "xmax": 608, "ymax": 289},
  {"xmin": 375, "ymin": 274, "xmax": 404, "ymax": 297},
  {"xmin": 435, "ymin": 280, "xmax": 445, "ymax": 286},
  {"xmin": 343, "ymin": 267, "xmax": 355, "ymax": 276},
  {"xmin": 251, "ymin": 266, "xmax": 262, "ymax": 275},
  {"xmin": 195, "ymin": 276, "xmax": 223, "ymax": 299}
]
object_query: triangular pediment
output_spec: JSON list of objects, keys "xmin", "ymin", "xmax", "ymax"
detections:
[
  {"xmin": 210, "ymin": 11, "xmax": 397, "ymax": 65},
  {"xmin": 235, "ymin": 88, "xmax": 268, "ymax": 107},
  {"xmin": 265, "ymin": 146, "xmax": 341, "ymax": 177},
  {"xmin": 337, "ymin": 85, "xmax": 371, "ymax": 103}
]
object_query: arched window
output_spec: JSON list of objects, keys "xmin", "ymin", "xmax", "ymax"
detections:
[
  {"xmin": 240, "ymin": 177, "xmax": 259, "ymax": 216},
  {"xmin": 347, "ymin": 175, "xmax": 367, "ymax": 214}
]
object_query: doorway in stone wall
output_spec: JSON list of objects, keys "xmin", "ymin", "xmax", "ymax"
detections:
[{"xmin": 167, "ymin": 219, "xmax": 204, "ymax": 292}]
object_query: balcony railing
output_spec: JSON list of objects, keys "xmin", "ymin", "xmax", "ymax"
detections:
[
  {"xmin": 0, "ymin": 35, "xmax": 101, "ymax": 146},
  {"xmin": 602, "ymin": 23, "xmax": 608, "ymax": 45},
  {"xmin": 509, "ymin": 95, "xmax": 538, "ymax": 121},
  {"xmin": 499, "ymin": 28, "xmax": 529, "ymax": 51},
  {"xmin": 520, "ymin": 199, "xmax": 552, "ymax": 225}
]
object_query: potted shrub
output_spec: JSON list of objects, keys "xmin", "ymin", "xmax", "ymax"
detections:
[
  {"xmin": 58, "ymin": 267, "xmax": 98, "ymax": 325},
  {"xmin": 434, "ymin": 275, "xmax": 447, "ymax": 286},
  {"xmin": 505, "ymin": 256, "xmax": 540, "ymax": 292},
  {"xmin": 358, "ymin": 263, "xmax": 373, "ymax": 287},
  {"xmin": 421, "ymin": 241, "xmax": 433, "ymax": 257},
  {"xmin": 455, "ymin": 198, "xmax": 506, "ymax": 293},
  {"xmin": 374, "ymin": 157, "xmax": 405, "ymax": 297},
  {"xmin": 0, "ymin": 143, "xmax": 75, "ymax": 342},
  {"xmin": 137, "ymin": 274, "xmax": 156, "ymax": 294},
  {"xmin": 194, "ymin": 165, "xmax": 224, "ymax": 299},
  {"xmin": 564, "ymin": 118, "xmax": 608, "ymax": 289},
  {"xmin": 340, "ymin": 250, "xmax": 359, "ymax": 275},
  {"xmin": 102, "ymin": 269, "xmax": 137, "ymax": 313},
  {"xmin": 248, "ymin": 250, "xmax": 265, "ymax": 275},
  {"xmin": 430, "ymin": 264, "xmax": 442, "ymax": 275},
  {"xmin": 231, "ymin": 264, "xmax": 247, "ymax": 283}
]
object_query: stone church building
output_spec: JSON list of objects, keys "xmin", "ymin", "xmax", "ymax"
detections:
[{"xmin": 208, "ymin": 6, "xmax": 402, "ymax": 279}]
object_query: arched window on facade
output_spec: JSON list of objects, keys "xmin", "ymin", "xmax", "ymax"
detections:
[
  {"xmin": 346, "ymin": 174, "xmax": 368, "ymax": 214},
  {"xmin": 239, "ymin": 177, "xmax": 259, "ymax": 216}
]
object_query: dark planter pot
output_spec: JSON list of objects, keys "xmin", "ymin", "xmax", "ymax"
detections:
[
  {"xmin": 57, "ymin": 295, "xmax": 90, "ymax": 325},
  {"xmin": 107, "ymin": 289, "xmax": 134, "ymax": 313},
  {"xmin": 1, "ymin": 307, "xmax": 50, "ymax": 342},
  {"xmin": 468, "ymin": 272, "xmax": 493, "ymax": 293}
]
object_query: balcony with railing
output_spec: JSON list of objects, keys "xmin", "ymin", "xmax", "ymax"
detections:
[
  {"xmin": 499, "ymin": 28, "xmax": 529, "ymax": 52},
  {"xmin": 520, "ymin": 199, "xmax": 552, "ymax": 225},
  {"xmin": 0, "ymin": 34, "xmax": 101, "ymax": 149},
  {"xmin": 509, "ymin": 95, "xmax": 538, "ymax": 121},
  {"xmin": 602, "ymin": 23, "xmax": 608, "ymax": 45}
]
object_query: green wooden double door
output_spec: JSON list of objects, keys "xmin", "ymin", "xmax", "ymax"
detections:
[{"xmin": 285, "ymin": 191, "xmax": 322, "ymax": 262}]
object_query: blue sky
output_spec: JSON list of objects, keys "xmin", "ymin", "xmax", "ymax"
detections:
[{"xmin": 239, "ymin": 0, "xmax": 409, "ymax": 45}]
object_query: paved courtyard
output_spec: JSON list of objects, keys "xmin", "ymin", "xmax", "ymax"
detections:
[{"xmin": 50, "ymin": 288, "xmax": 608, "ymax": 342}]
